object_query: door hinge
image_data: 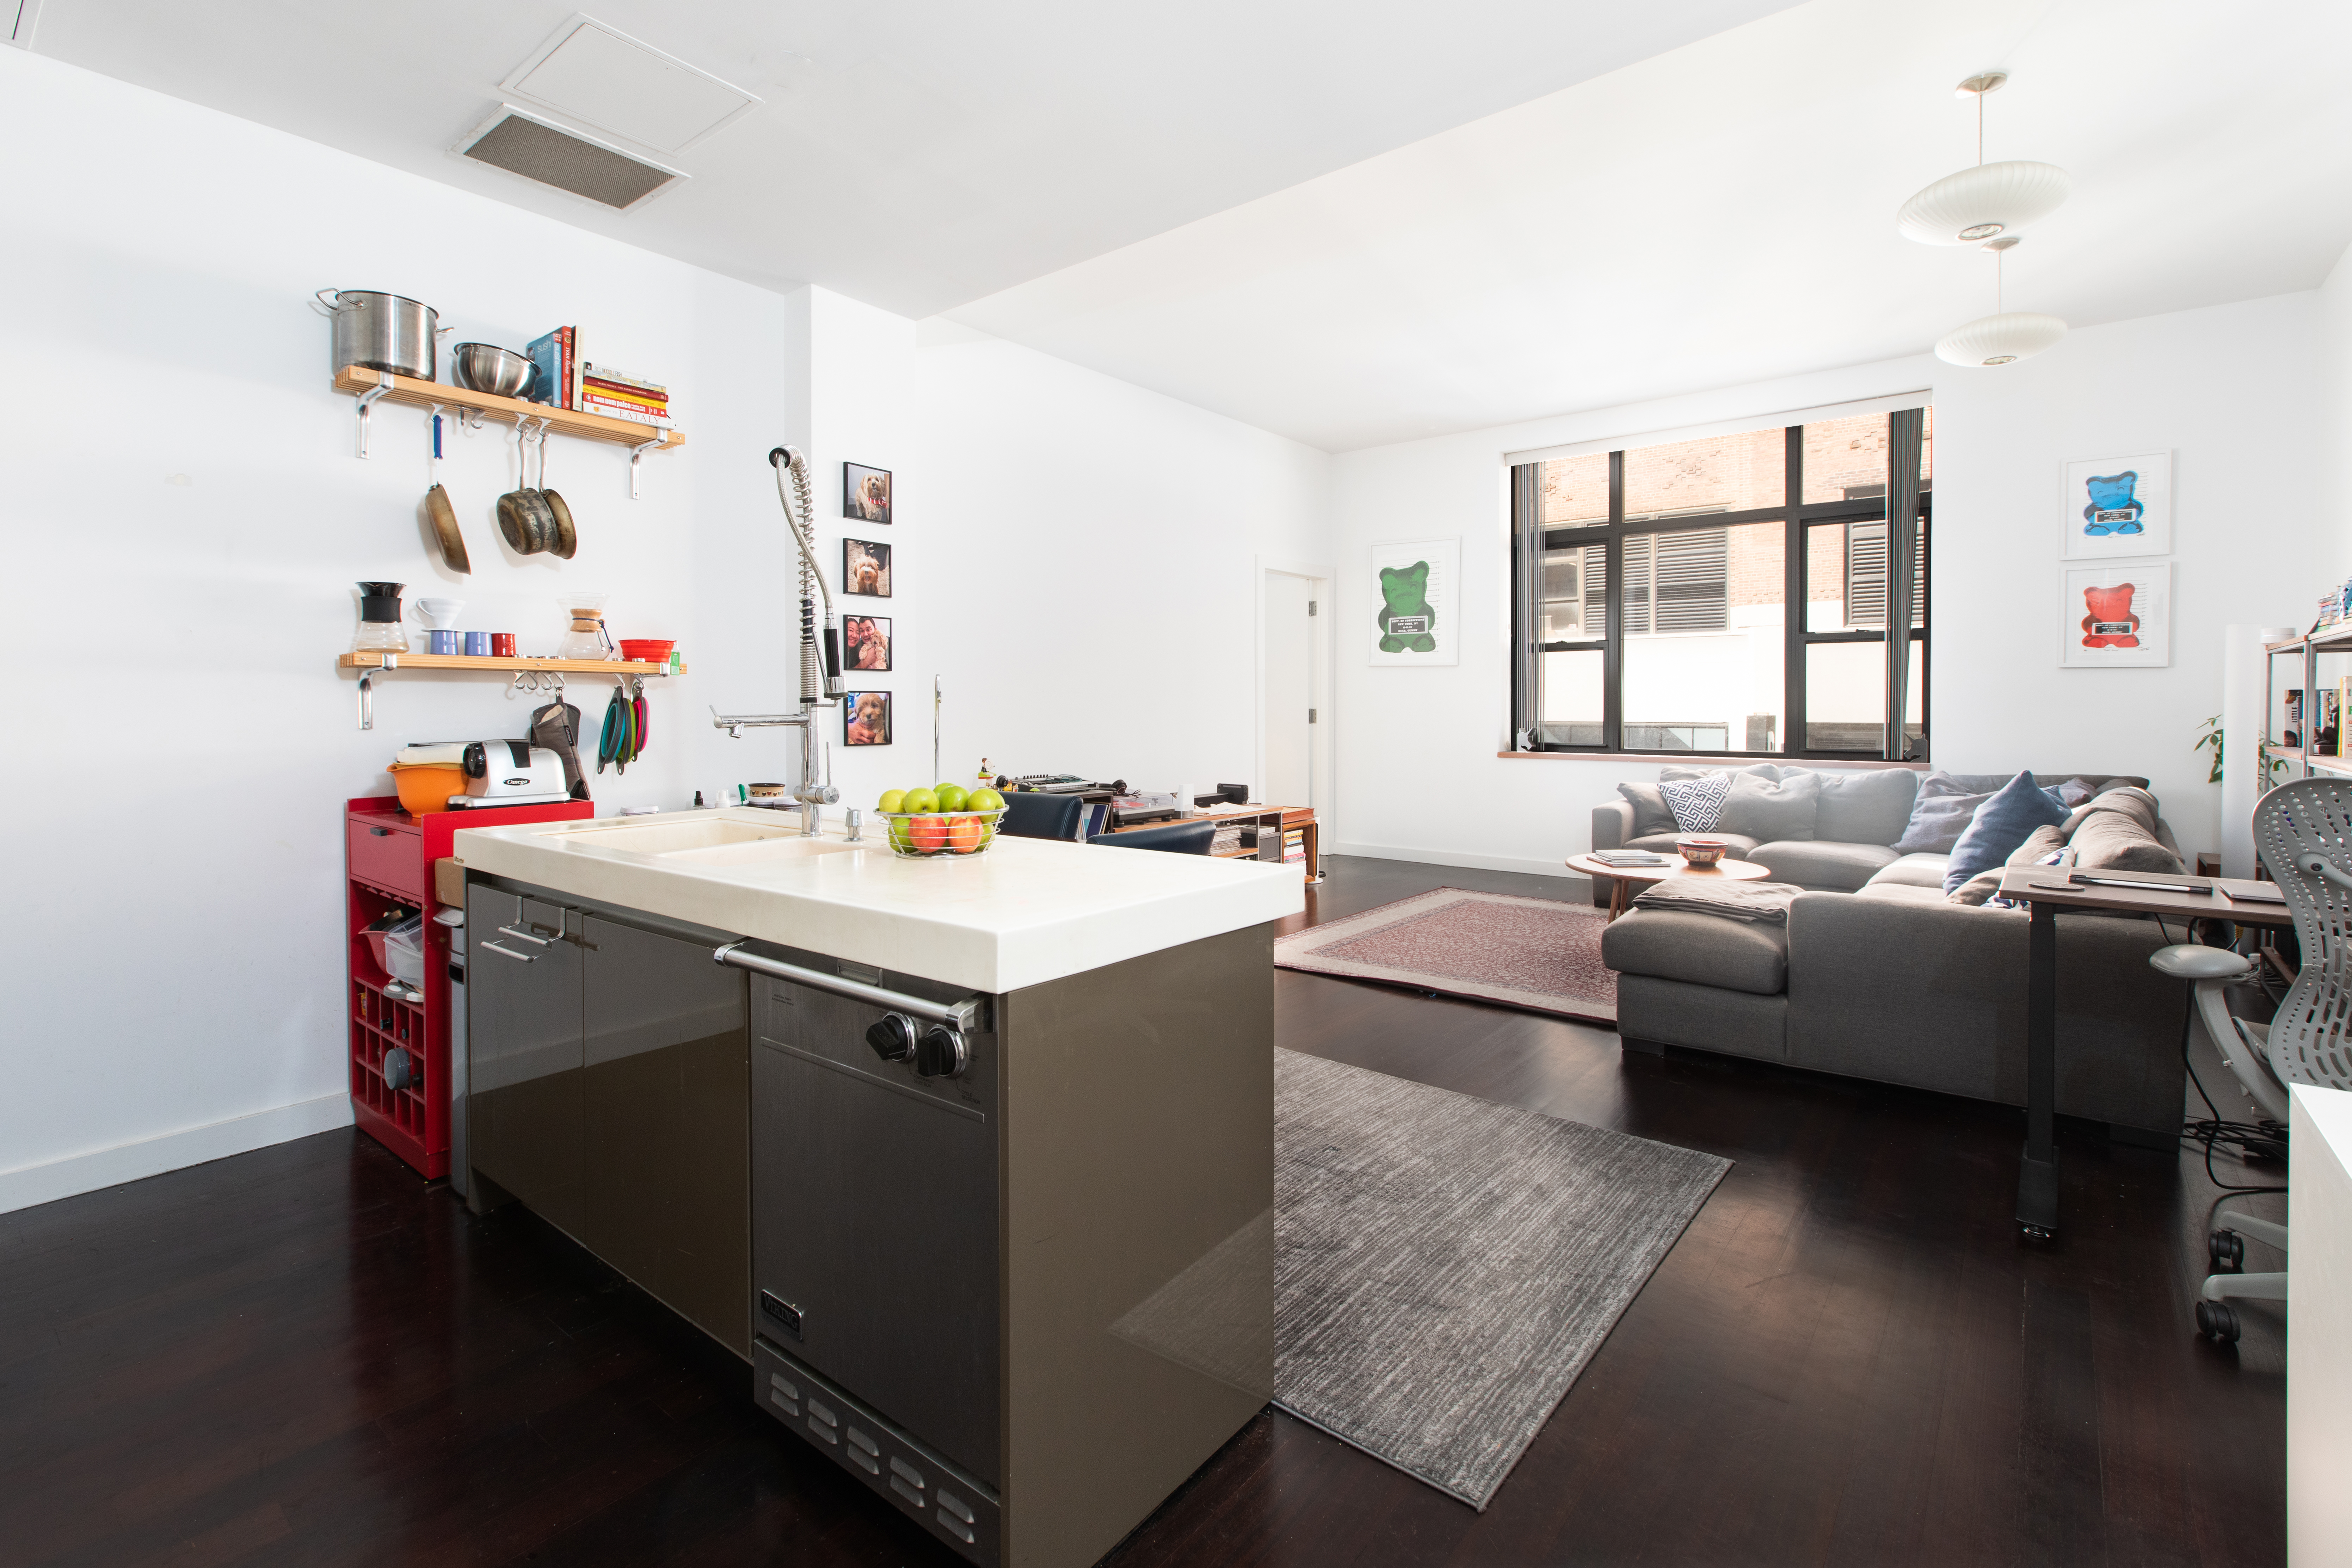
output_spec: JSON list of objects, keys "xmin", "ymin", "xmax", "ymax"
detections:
[
  {"xmin": 1309, "ymin": 709, "xmax": 1318, "ymax": 723},
  {"xmin": 1308, "ymin": 600, "xmax": 1317, "ymax": 616}
]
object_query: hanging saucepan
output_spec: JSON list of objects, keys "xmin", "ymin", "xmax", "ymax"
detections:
[
  {"xmin": 422, "ymin": 410, "xmax": 469, "ymax": 573},
  {"xmin": 496, "ymin": 420, "xmax": 555, "ymax": 555},
  {"xmin": 540, "ymin": 427, "xmax": 577, "ymax": 559}
]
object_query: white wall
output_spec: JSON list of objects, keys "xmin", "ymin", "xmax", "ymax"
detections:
[
  {"xmin": 915, "ymin": 322, "xmax": 1332, "ymax": 797},
  {"xmin": 0, "ymin": 48, "xmax": 1332, "ymax": 1210},
  {"xmin": 1329, "ymin": 292, "xmax": 2326, "ymax": 874},
  {"xmin": 2324, "ymin": 241, "xmax": 2352, "ymax": 581}
]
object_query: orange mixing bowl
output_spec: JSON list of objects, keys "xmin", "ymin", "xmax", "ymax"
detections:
[{"xmin": 389, "ymin": 762, "xmax": 467, "ymax": 815}]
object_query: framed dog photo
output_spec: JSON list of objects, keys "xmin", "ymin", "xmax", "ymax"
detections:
[
  {"xmin": 844, "ymin": 463, "xmax": 892, "ymax": 525},
  {"xmin": 843, "ymin": 538, "xmax": 891, "ymax": 597},
  {"xmin": 2060, "ymin": 563, "xmax": 2171, "ymax": 668},
  {"xmin": 844, "ymin": 613, "xmax": 891, "ymax": 672},
  {"xmin": 844, "ymin": 690, "xmax": 892, "ymax": 746},
  {"xmin": 2061, "ymin": 451, "xmax": 2171, "ymax": 558}
]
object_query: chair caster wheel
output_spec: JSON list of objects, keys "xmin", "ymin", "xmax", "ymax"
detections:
[
  {"xmin": 2196, "ymin": 1301, "xmax": 2241, "ymax": 1343},
  {"xmin": 2209, "ymin": 1229, "xmax": 2244, "ymax": 1273},
  {"xmin": 2020, "ymin": 1224, "xmax": 2052, "ymax": 1241}
]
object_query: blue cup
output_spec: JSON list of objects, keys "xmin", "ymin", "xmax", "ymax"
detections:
[
  {"xmin": 427, "ymin": 629, "xmax": 461, "ymax": 655},
  {"xmin": 464, "ymin": 631, "xmax": 491, "ymax": 656}
]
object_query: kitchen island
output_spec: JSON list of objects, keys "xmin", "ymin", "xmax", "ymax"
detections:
[{"xmin": 451, "ymin": 810, "xmax": 1303, "ymax": 1568}]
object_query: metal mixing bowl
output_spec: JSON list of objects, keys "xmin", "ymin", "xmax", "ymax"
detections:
[{"xmin": 452, "ymin": 342, "xmax": 536, "ymax": 399}]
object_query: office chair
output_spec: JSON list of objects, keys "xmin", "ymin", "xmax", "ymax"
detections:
[
  {"xmin": 999, "ymin": 791, "xmax": 1086, "ymax": 841},
  {"xmin": 2152, "ymin": 776, "xmax": 2352, "ymax": 1342},
  {"xmin": 1095, "ymin": 819, "xmax": 1218, "ymax": 855}
]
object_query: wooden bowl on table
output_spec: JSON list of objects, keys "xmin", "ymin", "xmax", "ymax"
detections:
[{"xmin": 1675, "ymin": 835, "xmax": 1730, "ymax": 867}]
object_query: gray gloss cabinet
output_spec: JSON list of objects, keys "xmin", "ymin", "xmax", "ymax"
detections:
[{"xmin": 465, "ymin": 883, "xmax": 751, "ymax": 1357}]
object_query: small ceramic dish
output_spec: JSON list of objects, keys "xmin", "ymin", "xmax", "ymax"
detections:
[{"xmin": 1676, "ymin": 835, "xmax": 1730, "ymax": 867}]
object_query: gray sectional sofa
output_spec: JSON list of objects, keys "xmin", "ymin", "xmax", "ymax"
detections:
[{"xmin": 1592, "ymin": 765, "xmax": 2191, "ymax": 1141}]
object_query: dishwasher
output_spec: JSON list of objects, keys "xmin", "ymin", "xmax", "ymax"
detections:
[{"xmin": 720, "ymin": 941, "xmax": 1004, "ymax": 1567}]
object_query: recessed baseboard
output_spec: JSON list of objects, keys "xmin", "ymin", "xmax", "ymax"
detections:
[
  {"xmin": 0, "ymin": 1093, "xmax": 355, "ymax": 1215},
  {"xmin": 1331, "ymin": 840, "xmax": 1591, "ymax": 880}
]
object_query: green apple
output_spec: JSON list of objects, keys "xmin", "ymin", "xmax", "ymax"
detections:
[
  {"xmin": 903, "ymin": 788, "xmax": 938, "ymax": 814},
  {"xmin": 935, "ymin": 784, "xmax": 970, "ymax": 813},
  {"xmin": 878, "ymin": 789, "xmax": 907, "ymax": 815}
]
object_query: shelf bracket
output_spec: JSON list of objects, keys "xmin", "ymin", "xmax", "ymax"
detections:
[
  {"xmin": 357, "ymin": 653, "xmax": 396, "ymax": 730},
  {"xmin": 630, "ymin": 435, "xmax": 665, "ymax": 500},
  {"xmin": 354, "ymin": 375, "xmax": 394, "ymax": 459}
]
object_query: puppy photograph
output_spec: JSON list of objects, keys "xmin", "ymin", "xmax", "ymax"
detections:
[
  {"xmin": 844, "ymin": 615, "xmax": 891, "ymax": 671},
  {"xmin": 843, "ymin": 538, "xmax": 891, "ymax": 597},
  {"xmin": 844, "ymin": 690, "xmax": 891, "ymax": 746},
  {"xmin": 843, "ymin": 463, "xmax": 892, "ymax": 525}
]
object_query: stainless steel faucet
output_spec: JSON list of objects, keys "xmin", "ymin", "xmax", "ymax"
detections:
[{"xmin": 709, "ymin": 708, "xmax": 840, "ymax": 835}]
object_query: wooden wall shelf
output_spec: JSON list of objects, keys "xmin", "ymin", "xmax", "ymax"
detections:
[
  {"xmin": 339, "ymin": 653, "xmax": 684, "ymax": 675},
  {"xmin": 333, "ymin": 365, "xmax": 685, "ymax": 451}
]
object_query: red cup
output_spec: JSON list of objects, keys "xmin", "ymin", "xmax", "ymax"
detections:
[{"xmin": 490, "ymin": 632, "xmax": 516, "ymax": 657}]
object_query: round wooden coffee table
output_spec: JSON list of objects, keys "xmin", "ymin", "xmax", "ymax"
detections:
[{"xmin": 1564, "ymin": 852, "xmax": 1773, "ymax": 921}]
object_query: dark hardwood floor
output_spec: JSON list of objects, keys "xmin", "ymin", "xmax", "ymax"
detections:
[{"xmin": 0, "ymin": 856, "xmax": 2285, "ymax": 1567}]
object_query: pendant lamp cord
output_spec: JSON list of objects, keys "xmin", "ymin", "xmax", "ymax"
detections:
[{"xmin": 1977, "ymin": 88, "xmax": 1984, "ymax": 166}]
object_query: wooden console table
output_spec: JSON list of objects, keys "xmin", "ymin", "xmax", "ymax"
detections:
[{"xmin": 1098, "ymin": 803, "xmax": 1319, "ymax": 879}]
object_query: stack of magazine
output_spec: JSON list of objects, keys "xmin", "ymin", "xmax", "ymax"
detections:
[{"xmin": 1589, "ymin": 849, "xmax": 1671, "ymax": 867}]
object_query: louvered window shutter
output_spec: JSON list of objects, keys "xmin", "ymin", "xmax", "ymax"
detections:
[{"xmin": 1651, "ymin": 529, "xmax": 1728, "ymax": 632}]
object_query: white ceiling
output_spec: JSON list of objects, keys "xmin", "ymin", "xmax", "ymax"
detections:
[
  {"xmin": 948, "ymin": 0, "xmax": 2352, "ymax": 449},
  {"xmin": 23, "ymin": 0, "xmax": 1793, "ymax": 318}
]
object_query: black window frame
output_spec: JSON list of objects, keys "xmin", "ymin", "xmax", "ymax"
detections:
[{"xmin": 1510, "ymin": 409, "xmax": 1928, "ymax": 762}]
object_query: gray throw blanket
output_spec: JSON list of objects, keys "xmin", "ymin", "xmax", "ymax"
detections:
[{"xmin": 1630, "ymin": 878, "xmax": 1804, "ymax": 924}]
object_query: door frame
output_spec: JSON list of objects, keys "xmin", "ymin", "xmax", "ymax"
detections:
[{"xmin": 1253, "ymin": 556, "xmax": 1333, "ymax": 820}]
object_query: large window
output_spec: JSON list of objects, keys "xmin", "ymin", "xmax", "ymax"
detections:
[{"xmin": 1511, "ymin": 408, "xmax": 1929, "ymax": 759}]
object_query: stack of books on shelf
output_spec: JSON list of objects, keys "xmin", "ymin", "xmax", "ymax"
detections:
[
  {"xmin": 524, "ymin": 326, "xmax": 675, "ymax": 429},
  {"xmin": 1589, "ymin": 849, "xmax": 1671, "ymax": 868},
  {"xmin": 1211, "ymin": 823, "xmax": 1245, "ymax": 855},
  {"xmin": 1282, "ymin": 828, "xmax": 1307, "ymax": 866}
]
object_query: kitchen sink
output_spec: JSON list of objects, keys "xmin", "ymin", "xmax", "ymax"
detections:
[{"xmin": 548, "ymin": 817, "xmax": 863, "ymax": 866}]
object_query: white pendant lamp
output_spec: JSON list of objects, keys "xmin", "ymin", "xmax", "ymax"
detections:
[
  {"xmin": 1896, "ymin": 73, "xmax": 2069, "ymax": 246},
  {"xmin": 1934, "ymin": 236, "xmax": 2067, "ymax": 367}
]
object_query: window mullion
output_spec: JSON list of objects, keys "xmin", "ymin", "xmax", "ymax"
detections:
[
  {"xmin": 1885, "ymin": 408, "xmax": 1924, "ymax": 760},
  {"xmin": 1783, "ymin": 425, "xmax": 1805, "ymax": 757},
  {"xmin": 1602, "ymin": 451, "xmax": 1625, "ymax": 752}
]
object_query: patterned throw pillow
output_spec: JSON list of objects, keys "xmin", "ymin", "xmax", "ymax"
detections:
[{"xmin": 1658, "ymin": 772, "xmax": 1731, "ymax": 833}]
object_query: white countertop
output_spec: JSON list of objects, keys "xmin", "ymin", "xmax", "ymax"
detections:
[{"xmin": 452, "ymin": 808, "xmax": 1306, "ymax": 994}]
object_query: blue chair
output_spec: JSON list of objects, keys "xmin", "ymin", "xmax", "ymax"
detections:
[
  {"xmin": 1097, "ymin": 820, "xmax": 1218, "ymax": 855},
  {"xmin": 999, "ymin": 791, "xmax": 1085, "ymax": 841}
]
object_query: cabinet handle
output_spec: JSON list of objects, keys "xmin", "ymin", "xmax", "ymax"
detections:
[
  {"xmin": 368, "ymin": 826, "xmax": 393, "ymax": 837},
  {"xmin": 496, "ymin": 925, "xmax": 553, "ymax": 946},
  {"xmin": 480, "ymin": 940, "xmax": 539, "ymax": 963}
]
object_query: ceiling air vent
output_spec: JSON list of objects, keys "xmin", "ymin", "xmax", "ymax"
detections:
[{"xmin": 454, "ymin": 104, "xmax": 686, "ymax": 212}]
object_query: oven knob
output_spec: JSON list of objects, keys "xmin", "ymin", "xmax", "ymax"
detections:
[
  {"xmin": 865, "ymin": 1013, "xmax": 916, "ymax": 1063},
  {"xmin": 915, "ymin": 1024, "xmax": 969, "ymax": 1079}
]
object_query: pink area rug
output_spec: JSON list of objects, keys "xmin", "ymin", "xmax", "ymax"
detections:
[{"xmin": 1274, "ymin": 888, "xmax": 1616, "ymax": 1024}]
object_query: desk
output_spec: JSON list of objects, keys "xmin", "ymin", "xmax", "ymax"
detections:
[
  {"xmin": 1996, "ymin": 866, "xmax": 2293, "ymax": 1239},
  {"xmin": 1097, "ymin": 803, "xmax": 1319, "ymax": 879}
]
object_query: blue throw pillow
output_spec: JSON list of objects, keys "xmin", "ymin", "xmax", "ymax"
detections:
[{"xmin": 1942, "ymin": 770, "xmax": 2073, "ymax": 895}]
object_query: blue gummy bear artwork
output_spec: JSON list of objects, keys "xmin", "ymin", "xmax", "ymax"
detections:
[{"xmin": 2080, "ymin": 471, "xmax": 2144, "ymax": 536}]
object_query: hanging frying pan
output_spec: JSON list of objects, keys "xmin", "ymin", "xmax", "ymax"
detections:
[
  {"xmin": 423, "ymin": 412, "xmax": 470, "ymax": 573},
  {"xmin": 540, "ymin": 429, "xmax": 577, "ymax": 559},
  {"xmin": 495, "ymin": 419, "xmax": 555, "ymax": 554}
]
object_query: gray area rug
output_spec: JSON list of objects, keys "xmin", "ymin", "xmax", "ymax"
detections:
[{"xmin": 1274, "ymin": 1049, "xmax": 1730, "ymax": 1508}]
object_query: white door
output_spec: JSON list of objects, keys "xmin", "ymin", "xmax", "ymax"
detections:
[{"xmin": 1263, "ymin": 571, "xmax": 1312, "ymax": 808}]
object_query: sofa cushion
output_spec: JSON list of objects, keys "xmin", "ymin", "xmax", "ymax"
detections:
[
  {"xmin": 1600, "ymin": 908, "xmax": 1788, "ymax": 996},
  {"xmin": 1866, "ymin": 852, "xmax": 1953, "ymax": 889},
  {"xmin": 1944, "ymin": 771, "xmax": 2072, "ymax": 894},
  {"xmin": 1660, "ymin": 772, "xmax": 1734, "ymax": 832},
  {"xmin": 1615, "ymin": 782, "xmax": 1676, "ymax": 838},
  {"xmin": 1853, "ymin": 882, "xmax": 1958, "ymax": 907},
  {"xmin": 1947, "ymin": 823, "xmax": 2072, "ymax": 906},
  {"xmin": 1809, "ymin": 767, "xmax": 1921, "ymax": 846},
  {"xmin": 1718, "ymin": 771, "xmax": 1819, "ymax": 842},
  {"xmin": 1892, "ymin": 772, "xmax": 1996, "ymax": 853},
  {"xmin": 1750, "ymin": 840, "xmax": 1900, "ymax": 891},
  {"xmin": 2068, "ymin": 788, "xmax": 2183, "ymax": 873},
  {"xmin": 1661, "ymin": 763, "xmax": 1782, "ymax": 783}
]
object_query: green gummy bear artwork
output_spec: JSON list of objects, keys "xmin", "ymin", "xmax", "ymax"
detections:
[{"xmin": 1377, "ymin": 561, "xmax": 1436, "ymax": 653}]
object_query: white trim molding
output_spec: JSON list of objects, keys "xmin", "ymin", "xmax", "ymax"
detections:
[{"xmin": 0, "ymin": 1093, "xmax": 354, "ymax": 1215}]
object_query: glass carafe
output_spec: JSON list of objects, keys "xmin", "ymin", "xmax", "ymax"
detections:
[
  {"xmin": 556, "ymin": 593, "xmax": 615, "ymax": 660},
  {"xmin": 355, "ymin": 581, "xmax": 408, "ymax": 653}
]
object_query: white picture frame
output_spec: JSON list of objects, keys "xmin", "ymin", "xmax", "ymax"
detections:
[
  {"xmin": 1368, "ymin": 538, "xmax": 1460, "ymax": 666},
  {"xmin": 2061, "ymin": 451, "xmax": 2171, "ymax": 558},
  {"xmin": 2060, "ymin": 563, "xmax": 2171, "ymax": 668}
]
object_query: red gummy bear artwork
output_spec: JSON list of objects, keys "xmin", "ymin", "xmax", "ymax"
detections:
[{"xmin": 2080, "ymin": 583, "xmax": 2142, "ymax": 648}]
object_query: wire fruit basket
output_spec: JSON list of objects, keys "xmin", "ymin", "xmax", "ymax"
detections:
[{"xmin": 877, "ymin": 808, "xmax": 1005, "ymax": 859}]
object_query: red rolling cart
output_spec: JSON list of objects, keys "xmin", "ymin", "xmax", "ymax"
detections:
[{"xmin": 344, "ymin": 795, "xmax": 592, "ymax": 1177}]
